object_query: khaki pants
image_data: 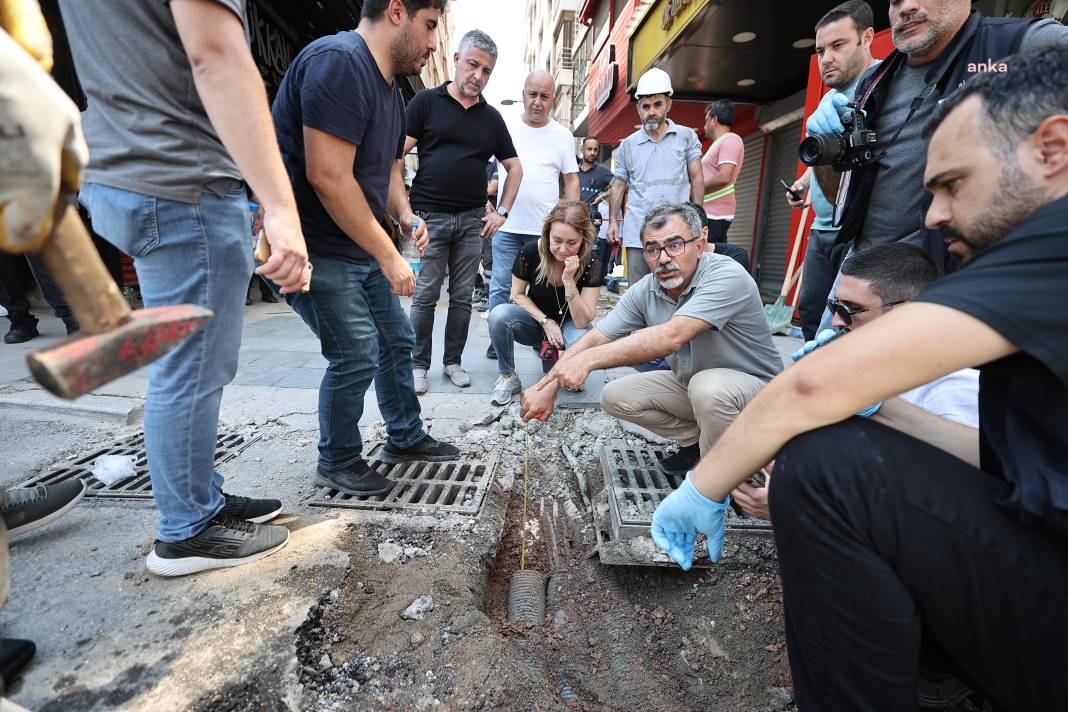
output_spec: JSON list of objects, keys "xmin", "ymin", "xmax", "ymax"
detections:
[{"xmin": 602, "ymin": 368, "xmax": 767, "ymax": 453}]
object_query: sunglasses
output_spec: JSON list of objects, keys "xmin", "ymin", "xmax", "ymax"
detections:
[{"xmin": 826, "ymin": 298, "xmax": 905, "ymax": 326}]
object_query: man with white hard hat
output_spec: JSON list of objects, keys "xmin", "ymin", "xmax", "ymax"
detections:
[{"xmin": 606, "ymin": 67, "xmax": 704, "ymax": 281}]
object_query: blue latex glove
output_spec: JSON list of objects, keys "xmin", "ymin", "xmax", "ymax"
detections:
[
  {"xmin": 650, "ymin": 472, "xmax": 731, "ymax": 570},
  {"xmin": 791, "ymin": 327, "xmax": 841, "ymax": 362},
  {"xmin": 857, "ymin": 401, "xmax": 883, "ymax": 417},
  {"xmin": 806, "ymin": 92, "xmax": 851, "ymax": 136},
  {"xmin": 791, "ymin": 328, "xmax": 883, "ymax": 415}
]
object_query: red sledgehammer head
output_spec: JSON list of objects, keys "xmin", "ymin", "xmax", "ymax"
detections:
[{"xmin": 26, "ymin": 305, "xmax": 213, "ymax": 400}]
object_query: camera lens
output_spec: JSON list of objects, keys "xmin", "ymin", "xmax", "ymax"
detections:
[{"xmin": 799, "ymin": 134, "xmax": 842, "ymax": 167}]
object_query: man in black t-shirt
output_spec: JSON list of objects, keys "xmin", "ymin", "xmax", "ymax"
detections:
[
  {"xmin": 398, "ymin": 30, "xmax": 522, "ymax": 395},
  {"xmin": 577, "ymin": 137, "xmax": 613, "ymax": 277},
  {"xmin": 647, "ymin": 48, "xmax": 1068, "ymax": 710},
  {"xmin": 272, "ymin": 0, "xmax": 459, "ymax": 498}
]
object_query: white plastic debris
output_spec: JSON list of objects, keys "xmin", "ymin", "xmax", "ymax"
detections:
[{"xmin": 92, "ymin": 455, "xmax": 136, "ymax": 485}]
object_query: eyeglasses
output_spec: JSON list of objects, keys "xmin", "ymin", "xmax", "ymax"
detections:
[
  {"xmin": 825, "ymin": 298, "xmax": 905, "ymax": 326},
  {"xmin": 642, "ymin": 235, "xmax": 702, "ymax": 260}
]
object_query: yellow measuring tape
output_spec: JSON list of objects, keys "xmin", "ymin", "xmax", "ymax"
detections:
[{"xmin": 519, "ymin": 420, "xmax": 529, "ymax": 571}]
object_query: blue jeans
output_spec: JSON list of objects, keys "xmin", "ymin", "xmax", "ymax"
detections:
[
  {"xmin": 287, "ymin": 256, "xmax": 425, "ymax": 470},
  {"xmin": 799, "ymin": 228, "xmax": 849, "ymax": 340},
  {"xmin": 487, "ymin": 303, "xmax": 590, "ymax": 375},
  {"xmin": 80, "ymin": 181, "xmax": 252, "ymax": 542},
  {"xmin": 488, "ymin": 231, "xmax": 539, "ymax": 315},
  {"xmin": 410, "ymin": 208, "xmax": 486, "ymax": 369}
]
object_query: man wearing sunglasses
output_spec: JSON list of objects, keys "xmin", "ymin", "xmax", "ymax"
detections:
[
  {"xmin": 733, "ymin": 243, "xmax": 979, "ymax": 522},
  {"xmin": 520, "ymin": 202, "xmax": 782, "ymax": 476}
]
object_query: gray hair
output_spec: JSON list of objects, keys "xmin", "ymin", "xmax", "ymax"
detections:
[
  {"xmin": 641, "ymin": 202, "xmax": 703, "ymax": 243},
  {"xmin": 458, "ymin": 29, "xmax": 498, "ymax": 59}
]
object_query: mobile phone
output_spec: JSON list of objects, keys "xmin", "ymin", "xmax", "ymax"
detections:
[{"xmin": 780, "ymin": 178, "xmax": 803, "ymax": 201}]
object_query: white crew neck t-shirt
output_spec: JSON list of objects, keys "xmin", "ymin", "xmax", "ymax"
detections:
[{"xmin": 496, "ymin": 116, "xmax": 578, "ymax": 235}]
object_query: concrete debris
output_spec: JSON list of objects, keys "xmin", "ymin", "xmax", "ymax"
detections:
[
  {"xmin": 377, "ymin": 542, "xmax": 404, "ymax": 564},
  {"xmin": 767, "ymin": 687, "xmax": 794, "ymax": 704},
  {"xmin": 400, "ymin": 595, "xmax": 434, "ymax": 621},
  {"xmin": 619, "ymin": 419, "xmax": 671, "ymax": 444},
  {"xmin": 319, "ymin": 653, "xmax": 333, "ymax": 670}
]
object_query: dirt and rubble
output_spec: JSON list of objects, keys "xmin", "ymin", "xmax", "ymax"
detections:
[{"xmin": 271, "ymin": 408, "xmax": 794, "ymax": 712}]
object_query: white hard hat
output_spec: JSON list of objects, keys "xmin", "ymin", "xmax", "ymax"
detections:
[{"xmin": 635, "ymin": 67, "xmax": 673, "ymax": 98}]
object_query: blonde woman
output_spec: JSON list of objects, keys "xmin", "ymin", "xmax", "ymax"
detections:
[{"xmin": 488, "ymin": 200, "xmax": 603, "ymax": 405}]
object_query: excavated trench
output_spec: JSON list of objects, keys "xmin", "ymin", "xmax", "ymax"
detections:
[{"xmin": 253, "ymin": 411, "xmax": 795, "ymax": 711}]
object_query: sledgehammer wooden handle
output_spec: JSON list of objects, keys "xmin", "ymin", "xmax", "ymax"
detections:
[
  {"xmin": 254, "ymin": 229, "xmax": 311, "ymax": 292},
  {"xmin": 39, "ymin": 200, "xmax": 132, "ymax": 335}
]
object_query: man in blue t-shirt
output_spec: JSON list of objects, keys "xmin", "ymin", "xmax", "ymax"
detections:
[
  {"xmin": 785, "ymin": 0, "xmax": 878, "ymax": 339},
  {"xmin": 649, "ymin": 48, "xmax": 1068, "ymax": 710},
  {"xmin": 272, "ymin": 0, "xmax": 460, "ymax": 497}
]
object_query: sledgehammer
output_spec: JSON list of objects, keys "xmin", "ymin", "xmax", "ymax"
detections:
[{"xmin": 24, "ymin": 198, "xmax": 212, "ymax": 399}]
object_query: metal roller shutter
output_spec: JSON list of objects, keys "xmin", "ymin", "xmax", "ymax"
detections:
[
  {"xmin": 754, "ymin": 119, "xmax": 803, "ymax": 303},
  {"xmin": 725, "ymin": 132, "xmax": 765, "ymax": 265}
]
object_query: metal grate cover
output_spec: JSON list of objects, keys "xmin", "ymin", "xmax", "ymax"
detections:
[
  {"xmin": 310, "ymin": 447, "xmax": 497, "ymax": 516},
  {"xmin": 600, "ymin": 440, "xmax": 771, "ymax": 540},
  {"xmin": 17, "ymin": 430, "xmax": 261, "ymax": 499}
]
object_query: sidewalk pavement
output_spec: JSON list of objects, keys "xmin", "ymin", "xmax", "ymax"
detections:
[{"xmin": 0, "ymin": 285, "xmax": 799, "ymax": 710}]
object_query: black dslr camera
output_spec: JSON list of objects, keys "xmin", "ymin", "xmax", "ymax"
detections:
[{"xmin": 798, "ymin": 102, "xmax": 879, "ymax": 171}]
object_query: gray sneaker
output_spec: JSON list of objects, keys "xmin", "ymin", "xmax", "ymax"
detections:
[
  {"xmin": 1, "ymin": 480, "xmax": 86, "ymax": 538},
  {"xmin": 443, "ymin": 364, "xmax": 471, "ymax": 388},
  {"xmin": 413, "ymin": 367, "xmax": 428, "ymax": 395},
  {"xmin": 491, "ymin": 373, "xmax": 522, "ymax": 405}
]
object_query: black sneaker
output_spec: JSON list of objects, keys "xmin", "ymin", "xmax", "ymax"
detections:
[
  {"xmin": 245, "ymin": 294, "xmax": 254, "ymax": 306},
  {"xmin": 1, "ymin": 480, "xmax": 86, "ymax": 538},
  {"xmin": 314, "ymin": 460, "xmax": 393, "ymax": 496},
  {"xmin": 145, "ymin": 517, "xmax": 289, "ymax": 577},
  {"xmin": 658, "ymin": 443, "xmax": 701, "ymax": 476},
  {"xmin": 486, "ymin": 344, "xmax": 497, "ymax": 360},
  {"xmin": 3, "ymin": 320, "xmax": 39, "ymax": 345},
  {"xmin": 63, "ymin": 319, "xmax": 80, "ymax": 335},
  {"xmin": 218, "ymin": 491, "xmax": 282, "ymax": 523},
  {"xmin": 380, "ymin": 434, "xmax": 460, "ymax": 464},
  {"xmin": 0, "ymin": 639, "xmax": 35, "ymax": 688},
  {"xmin": 261, "ymin": 291, "xmax": 279, "ymax": 304}
]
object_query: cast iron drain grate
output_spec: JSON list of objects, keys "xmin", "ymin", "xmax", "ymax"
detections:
[
  {"xmin": 600, "ymin": 440, "xmax": 771, "ymax": 540},
  {"xmin": 16, "ymin": 430, "xmax": 261, "ymax": 500},
  {"xmin": 309, "ymin": 447, "xmax": 497, "ymax": 516}
]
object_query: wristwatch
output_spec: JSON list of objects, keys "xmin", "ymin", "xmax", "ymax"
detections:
[
  {"xmin": 538, "ymin": 315, "xmax": 549, "ymax": 326},
  {"xmin": 496, "ymin": 207, "xmax": 509, "ymax": 219}
]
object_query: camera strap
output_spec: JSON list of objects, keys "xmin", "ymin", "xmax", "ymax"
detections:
[{"xmin": 868, "ymin": 19, "xmax": 981, "ymax": 162}]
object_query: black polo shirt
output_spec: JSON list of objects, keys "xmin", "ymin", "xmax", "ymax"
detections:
[
  {"xmin": 406, "ymin": 82, "xmax": 517, "ymax": 213},
  {"xmin": 916, "ymin": 194, "xmax": 1068, "ymax": 538}
]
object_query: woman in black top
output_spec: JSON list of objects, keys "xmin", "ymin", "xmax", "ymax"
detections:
[{"xmin": 488, "ymin": 200, "xmax": 603, "ymax": 405}]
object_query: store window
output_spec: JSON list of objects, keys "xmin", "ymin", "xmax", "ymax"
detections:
[{"xmin": 612, "ymin": 0, "xmax": 628, "ymax": 26}]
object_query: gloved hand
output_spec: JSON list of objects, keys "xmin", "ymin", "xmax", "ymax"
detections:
[
  {"xmin": 791, "ymin": 327, "xmax": 841, "ymax": 362},
  {"xmin": 806, "ymin": 92, "xmax": 851, "ymax": 137},
  {"xmin": 0, "ymin": 25, "xmax": 89, "ymax": 254},
  {"xmin": 857, "ymin": 401, "xmax": 883, "ymax": 417},
  {"xmin": 650, "ymin": 472, "xmax": 731, "ymax": 571}
]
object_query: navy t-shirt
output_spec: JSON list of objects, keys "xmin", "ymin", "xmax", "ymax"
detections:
[
  {"xmin": 916, "ymin": 194, "xmax": 1068, "ymax": 538},
  {"xmin": 272, "ymin": 31, "xmax": 404, "ymax": 264},
  {"xmin": 578, "ymin": 163, "xmax": 613, "ymax": 207}
]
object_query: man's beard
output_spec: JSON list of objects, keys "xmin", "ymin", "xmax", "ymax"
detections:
[
  {"xmin": 459, "ymin": 79, "xmax": 481, "ymax": 98},
  {"xmin": 892, "ymin": 8, "xmax": 955, "ymax": 57},
  {"xmin": 944, "ymin": 157, "xmax": 1047, "ymax": 261},
  {"xmin": 643, "ymin": 116, "xmax": 663, "ymax": 134},
  {"xmin": 655, "ymin": 261, "xmax": 684, "ymax": 289},
  {"xmin": 824, "ymin": 44, "xmax": 866, "ymax": 90},
  {"xmin": 391, "ymin": 30, "xmax": 427, "ymax": 76}
]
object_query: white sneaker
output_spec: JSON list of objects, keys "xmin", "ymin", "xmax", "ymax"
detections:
[
  {"xmin": 491, "ymin": 373, "xmax": 522, "ymax": 405},
  {"xmin": 413, "ymin": 368, "xmax": 428, "ymax": 395},
  {"xmin": 443, "ymin": 364, "xmax": 471, "ymax": 388}
]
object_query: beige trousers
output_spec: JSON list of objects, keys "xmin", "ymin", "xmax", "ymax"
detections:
[{"xmin": 602, "ymin": 368, "xmax": 767, "ymax": 453}]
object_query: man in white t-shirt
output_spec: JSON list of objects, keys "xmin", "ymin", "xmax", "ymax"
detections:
[
  {"xmin": 486, "ymin": 71, "xmax": 579, "ymax": 358},
  {"xmin": 733, "ymin": 242, "xmax": 979, "ymax": 520}
]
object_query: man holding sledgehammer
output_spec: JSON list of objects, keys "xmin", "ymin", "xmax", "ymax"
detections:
[{"xmin": 43, "ymin": 0, "xmax": 310, "ymax": 576}]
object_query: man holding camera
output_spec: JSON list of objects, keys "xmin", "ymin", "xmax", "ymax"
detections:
[
  {"xmin": 651, "ymin": 47, "xmax": 1068, "ymax": 710},
  {"xmin": 787, "ymin": 0, "xmax": 878, "ymax": 340},
  {"xmin": 806, "ymin": 0, "xmax": 1067, "ymax": 327}
]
